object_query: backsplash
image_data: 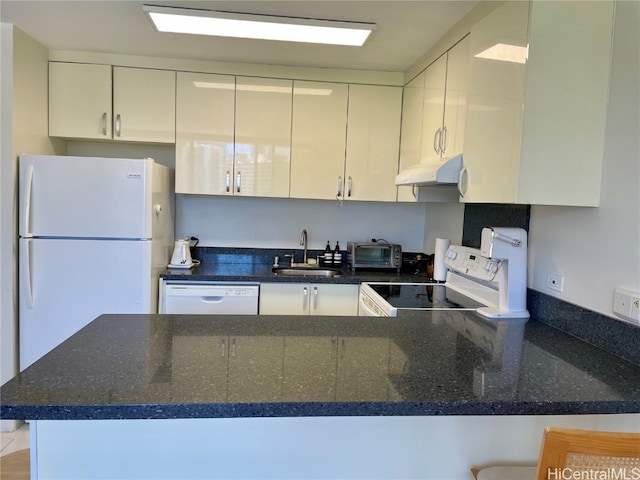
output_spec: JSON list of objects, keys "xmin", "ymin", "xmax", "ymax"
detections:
[
  {"xmin": 461, "ymin": 203, "xmax": 531, "ymax": 248},
  {"xmin": 528, "ymin": 290, "xmax": 640, "ymax": 366}
]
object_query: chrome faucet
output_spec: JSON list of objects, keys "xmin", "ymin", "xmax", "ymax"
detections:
[{"xmin": 300, "ymin": 229, "xmax": 308, "ymax": 264}]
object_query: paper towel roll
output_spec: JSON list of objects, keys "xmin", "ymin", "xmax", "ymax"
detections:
[{"xmin": 433, "ymin": 238, "xmax": 450, "ymax": 282}]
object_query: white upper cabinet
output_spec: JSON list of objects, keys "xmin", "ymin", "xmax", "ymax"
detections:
[
  {"xmin": 176, "ymin": 74, "xmax": 292, "ymax": 197},
  {"xmin": 175, "ymin": 72, "xmax": 235, "ymax": 195},
  {"xmin": 112, "ymin": 67, "xmax": 176, "ymax": 143},
  {"xmin": 461, "ymin": 0, "xmax": 614, "ymax": 206},
  {"xmin": 344, "ymin": 85, "xmax": 402, "ymax": 202},
  {"xmin": 290, "ymin": 81, "xmax": 349, "ymax": 201},
  {"xmin": 397, "ymin": 72, "xmax": 425, "ymax": 202},
  {"xmin": 234, "ymin": 76, "xmax": 292, "ymax": 198},
  {"xmin": 442, "ymin": 36, "xmax": 469, "ymax": 162},
  {"xmin": 420, "ymin": 54, "xmax": 448, "ymax": 165},
  {"xmin": 49, "ymin": 63, "xmax": 175, "ymax": 143},
  {"xmin": 290, "ymin": 81, "xmax": 401, "ymax": 202},
  {"xmin": 397, "ymin": 36, "xmax": 469, "ymax": 203},
  {"xmin": 421, "ymin": 36, "xmax": 470, "ymax": 165},
  {"xmin": 49, "ymin": 62, "xmax": 112, "ymax": 139}
]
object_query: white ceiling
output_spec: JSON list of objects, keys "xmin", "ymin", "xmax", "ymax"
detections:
[{"xmin": 0, "ymin": 0, "xmax": 478, "ymax": 72}]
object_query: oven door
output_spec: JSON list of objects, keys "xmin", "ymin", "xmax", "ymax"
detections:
[{"xmin": 358, "ymin": 287, "xmax": 390, "ymax": 317}]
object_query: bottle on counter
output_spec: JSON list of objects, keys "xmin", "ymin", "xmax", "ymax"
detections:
[
  {"xmin": 323, "ymin": 241, "xmax": 333, "ymax": 266},
  {"xmin": 333, "ymin": 242, "xmax": 342, "ymax": 266}
]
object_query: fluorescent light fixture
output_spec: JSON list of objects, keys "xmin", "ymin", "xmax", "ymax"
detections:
[
  {"xmin": 143, "ymin": 5, "xmax": 375, "ymax": 46},
  {"xmin": 193, "ymin": 81, "xmax": 333, "ymax": 96},
  {"xmin": 475, "ymin": 43, "xmax": 529, "ymax": 64}
]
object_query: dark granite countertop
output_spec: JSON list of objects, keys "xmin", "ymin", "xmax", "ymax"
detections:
[{"xmin": 2, "ymin": 311, "xmax": 639, "ymax": 420}]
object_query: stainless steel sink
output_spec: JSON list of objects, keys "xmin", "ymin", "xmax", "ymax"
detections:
[{"xmin": 272, "ymin": 266, "xmax": 342, "ymax": 277}]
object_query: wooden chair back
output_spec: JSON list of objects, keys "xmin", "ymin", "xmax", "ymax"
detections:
[{"xmin": 536, "ymin": 427, "xmax": 640, "ymax": 480}]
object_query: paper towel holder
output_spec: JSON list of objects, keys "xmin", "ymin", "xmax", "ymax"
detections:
[{"xmin": 433, "ymin": 237, "xmax": 450, "ymax": 282}]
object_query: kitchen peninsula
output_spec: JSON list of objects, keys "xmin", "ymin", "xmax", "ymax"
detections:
[{"xmin": 2, "ymin": 312, "xmax": 639, "ymax": 479}]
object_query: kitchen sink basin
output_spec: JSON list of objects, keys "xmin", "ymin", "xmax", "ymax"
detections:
[{"xmin": 272, "ymin": 266, "xmax": 342, "ymax": 278}]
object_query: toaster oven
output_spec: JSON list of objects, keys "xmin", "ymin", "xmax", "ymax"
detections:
[{"xmin": 347, "ymin": 242, "xmax": 401, "ymax": 272}]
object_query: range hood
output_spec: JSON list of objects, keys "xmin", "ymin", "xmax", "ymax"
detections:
[{"xmin": 395, "ymin": 154, "xmax": 463, "ymax": 186}]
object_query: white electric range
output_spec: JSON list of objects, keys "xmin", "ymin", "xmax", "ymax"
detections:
[{"xmin": 359, "ymin": 232, "xmax": 529, "ymax": 319}]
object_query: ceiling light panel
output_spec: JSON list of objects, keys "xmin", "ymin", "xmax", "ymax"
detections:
[{"xmin": 143, "ymin": 5, "xmax": 376, "ymax": 46}]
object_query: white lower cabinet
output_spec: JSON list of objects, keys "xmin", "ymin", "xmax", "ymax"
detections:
[{"xmin": 259, "ymin": 283, "xmax": 359, "ymax": 316}]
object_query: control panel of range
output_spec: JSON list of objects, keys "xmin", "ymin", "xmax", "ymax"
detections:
[{"xmin": 444, "ymin": 245, "xmax": 500, "ymax": 282}]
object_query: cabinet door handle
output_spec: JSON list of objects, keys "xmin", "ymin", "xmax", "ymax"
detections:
[
  {"xmin": 225, "ymin": 171, "xmax": 231, "ymax": 192},
  {"xmin": 303, "ymin": 287, "xmax": 308, "ymax": 310},
  {"xmin": 115, "ymin": 114, "xmax": 121, "ymax": 137},
  {"xmin": 433, "ymin": 128, "xmax": 442, "ymax": 155},
  {"xmin": 441, "ymin": 125, "xmax": 449, "ymax": 154},
  {"xmin": 337, "ymin": 176, "xmax": 343, "ymax": 198},
  {"xmin": 313, "ymin": 286, "xmax": 319, "ymax": 310},
  {"xmin": 231, "ymin": 338, "xmax": 236, "ymax": 358},
  {"xmin": 236, "ymin": 172, "xmax": 241, "ymax": 193},
  {"xmin": 347, "ymin": 176, "xmax": 352, "ymax": 197},
  {"xmin": 220, "ymin": 338, "xmax": 226, "ymax": 357},
  {"xmin": 101, "ymin": 112, "xmax": 108, "ymax": 136},
  {"xmin": 458, "ymin": 167, "xmax": 468, "ymax": 198}
]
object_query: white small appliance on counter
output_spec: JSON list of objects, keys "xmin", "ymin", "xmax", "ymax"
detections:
[{"xmin": 359, "ymin": 227, "xmax": 529, "ymax": 319}]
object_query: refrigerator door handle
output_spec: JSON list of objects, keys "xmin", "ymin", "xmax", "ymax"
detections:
[
  {"xmin": 24, "ymin": 164, "xmax": 34, "ymax": 237},
  {"xmin": 23, "ymin": 239, "xmax": 34, "ymax": 308}
]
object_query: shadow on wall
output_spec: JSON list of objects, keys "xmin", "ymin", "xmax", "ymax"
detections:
[{"xmin": 462, "ymin": 204, "xmax": 531, "ymax": 248}]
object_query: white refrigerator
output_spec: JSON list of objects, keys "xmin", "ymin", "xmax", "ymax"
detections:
[{"xmin": 18, "ymin": 154, "xmax": 174, "ymax": 371}]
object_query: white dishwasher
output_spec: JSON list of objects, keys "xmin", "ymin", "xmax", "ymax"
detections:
[{"xmin": 161, "ymin": 282, "xmax": 259, "ymax": 314}]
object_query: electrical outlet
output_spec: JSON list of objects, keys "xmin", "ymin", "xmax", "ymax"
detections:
[
  {"xmin": 613, "ymin": 288, "xmax": 640, "ymax": 325},
  {"xmin": 632, "ymin": 297, "xmax": 640, "ymax": 320},
  {"xmin": 546, "ymin": 273, "xmax": 564, "ymax": 293}
]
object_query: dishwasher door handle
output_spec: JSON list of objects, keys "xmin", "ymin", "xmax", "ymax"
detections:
[{"xmin": 200, "ymin": 296, "xmax": 225, "ymax": 303}]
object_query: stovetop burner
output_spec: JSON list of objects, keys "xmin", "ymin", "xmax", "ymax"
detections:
[{"xmin": 367, "ymin": 283, "xmax": 486, "ymax": 310}]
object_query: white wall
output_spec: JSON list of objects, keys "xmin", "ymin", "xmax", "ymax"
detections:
[
  {"xmin": 528, "ymin": 0, "xmax": 640, "ymax": 318},
  {"xmin": 175, "ymin": 195, "xmax": 432, "ymax": 252},
  {"xmin": 0, "ymin": 24, "xmax": 16, "ymax": 394},
  {"xmin": 0, "ymin": 26, "xmax": 62, "ymax": 430}
]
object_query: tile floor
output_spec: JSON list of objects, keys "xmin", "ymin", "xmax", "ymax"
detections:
[{"xmin": 0, "ymin": 423, "xmax": 29, "ymax": 457}]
